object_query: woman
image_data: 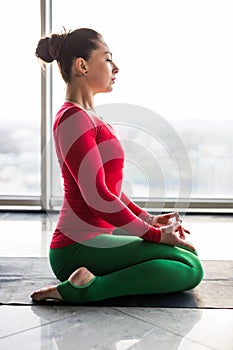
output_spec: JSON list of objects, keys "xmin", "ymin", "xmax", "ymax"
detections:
[{"xmin": 31, "ymin": 28, "xmax": 203, "ymax": 303}]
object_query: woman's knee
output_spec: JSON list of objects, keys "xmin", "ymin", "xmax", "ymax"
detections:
[{"xmin": 190, "ymin": 260, "xmax": 204, "ymax": 289}]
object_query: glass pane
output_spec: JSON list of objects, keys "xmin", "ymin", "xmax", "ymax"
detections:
[
  {"xmin": 0, "ymin": 0, "xmax": 41, "ymax": 196},
  {"xmin": 51, "ymin": 0, "xmax": 233, "ymax": 201}
]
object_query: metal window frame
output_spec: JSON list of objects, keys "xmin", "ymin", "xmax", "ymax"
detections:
[
  {"xmin": 0, "ymin": 0, "xmax": 232, "ymax": 214},
  {"xmin": 50, "ymin": 196, "xmax": 233, "ymax": 214},
  {"xmin": 40, "ymin": 0, "xmax": 53, "ymax": 211}
]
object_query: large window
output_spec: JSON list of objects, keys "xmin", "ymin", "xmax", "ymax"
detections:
[
  {"xmin": 1, "ymin": 0, "xmax": 232, "ymax": 211},
  {"xmin": 0, "ymin": 1, "xmax": 41, "ymax": 197},
  {"xmin": 51, "ymin": 0, "xmax": 233, "ymax": 210}
]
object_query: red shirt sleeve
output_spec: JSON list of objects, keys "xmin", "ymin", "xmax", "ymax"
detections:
[{"xmin": 55, "ymin": 108, "xmax": 161, "ymax": 243}]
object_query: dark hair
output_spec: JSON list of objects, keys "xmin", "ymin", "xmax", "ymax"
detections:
[{"xmin": 35, "ymin": 28, "xmax": 101, "ymax": 82}]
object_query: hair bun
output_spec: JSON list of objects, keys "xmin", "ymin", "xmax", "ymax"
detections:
[{"xmin": 35, "ymin": 33, "xmax": 67, "ymax": 63}]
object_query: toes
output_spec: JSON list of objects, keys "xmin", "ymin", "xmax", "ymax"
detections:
[
  {"xmin": 31, "ymin": 291, "xmax": 38, "ymax": 298},
  {"xmin": 31, "ymin": 292, "xmax": 40, "ymax": 300},
  {"xmin": 31, "ymin": 289, "xmax": 46, "ymax": 300},
  {"xmin": 30, "ymin": 286, "xmax": 61, "ymax": 301}
]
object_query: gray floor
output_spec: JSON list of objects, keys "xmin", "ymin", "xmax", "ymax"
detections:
[{"xmin": 0, "ymin": 212, "xmax": 233, "ymax": 350}]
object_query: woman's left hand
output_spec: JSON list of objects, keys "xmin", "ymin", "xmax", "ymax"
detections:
[
  {"xmin": 152, "ymin": 212, "xmax": 179, "ymax": 227},
  {"xmin": 160, "ymin": 220, "xmax": 194, "ymax": 250}
]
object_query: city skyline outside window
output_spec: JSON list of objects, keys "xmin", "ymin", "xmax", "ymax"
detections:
[
  {"xmin": 0, "ymin": 0, "xmax": 232, "ymax": 208},
  {"xmin": 0, "ymin": 0, "xmax": 41, "ymax": 196},
  {"xmin": 51, "ymin": 0, "xmax": 233, "ymax": 203}
]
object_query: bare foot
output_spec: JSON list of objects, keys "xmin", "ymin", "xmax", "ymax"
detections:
[
  {"xmin": 68, "ymin": 267, "xmax": 95, "ymax": 286},
  {"xmin": 30, "ymin": 267, "xmax": 95, "ymax": 302},
  {"xmin": 31, "ymin": 285, "xmax": 63, "ymax": 301}
]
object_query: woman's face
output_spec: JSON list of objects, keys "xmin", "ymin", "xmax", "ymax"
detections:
[{"xmin": 86, "ymin": 40, "xmax": 119, "ymax": 94}]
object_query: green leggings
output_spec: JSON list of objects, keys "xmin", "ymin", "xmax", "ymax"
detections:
[{"xmin": 49, "ymin": 234, "xmax": 204, "ymax": 304}]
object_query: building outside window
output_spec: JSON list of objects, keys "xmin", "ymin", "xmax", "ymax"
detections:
[
  {"xmin": 0, "ymin": 0, "xmax": 41, "ymax": 197},
  {"xmin": 0, "ymin": 0, "xmax": 232, "ymax": 212}
]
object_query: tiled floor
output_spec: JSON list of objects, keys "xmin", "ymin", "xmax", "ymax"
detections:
[{"xmin": 0, "ymin": 212, "xmax": 233, "ymax": 350}]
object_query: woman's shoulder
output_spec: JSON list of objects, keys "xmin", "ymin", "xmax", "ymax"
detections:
[{"xmin": 54, "ymin": 102, "xmax": 101, "ymax": 130}]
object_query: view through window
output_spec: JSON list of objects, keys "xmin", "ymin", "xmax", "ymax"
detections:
[
  {"xmin": 0, "ymin": 1, "xmax": 41, "ymax": 197},
  {"xmin": 51, "ymin": 0, "xmax": 233, "ymax": 205}
]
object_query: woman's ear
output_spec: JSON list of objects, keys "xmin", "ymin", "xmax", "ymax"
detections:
[{"xmin": 74, "ymin": 57, "xmax": 88, "ymax": 76}]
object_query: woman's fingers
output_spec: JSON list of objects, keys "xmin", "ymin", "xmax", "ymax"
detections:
[
  {"xmin": 176, "ymin": 225, "xmax": 191, "ymax": 236},
  {"xmin": 177, "ymin": 237, "xmax": 195, "ymax": 251},
  {"xmin": 155, "ymin": 212, "xmax": 180, "ymax": 226},
  {"xmin": 183, "ymin": 227, "xmax": 191, "ymax": 234},
  {"xmin": 160, "ymin": 225, "xmax": 196, "ymax": 251},
  {"xmin": 169, "ymin": 211, "xmax": 180, "ymax": 221},
  {"xmin": 162, "ymin": 221, "xmax": 181, "ymax": 234},
  {"xmin": 155, "ymin": 213, "xmax": 191, "ymax": 240}
]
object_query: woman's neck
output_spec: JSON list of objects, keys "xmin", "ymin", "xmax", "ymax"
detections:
[{"xmin": 65, "ymin": 86, "xmax": 94, "ymax": 111}]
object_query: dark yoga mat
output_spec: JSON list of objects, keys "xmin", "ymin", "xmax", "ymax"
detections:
[{"xmin": 0, "ymin": 257, "xmax": 232, "ymax": 308}]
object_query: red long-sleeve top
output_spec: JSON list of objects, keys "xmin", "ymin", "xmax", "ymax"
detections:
[{"xmin": 50, "ymin": 102, "xmax": 161, "ymax": 248}]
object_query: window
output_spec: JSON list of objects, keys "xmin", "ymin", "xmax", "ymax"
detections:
[
  {"xmin": 0, "ymin": 1, "xmax": 41, "ymax": 198},
  {"xmin": 1, "ymin": 0, "xmax": 232, "ymax": 211},
  {"xmin": 50, "ymin": 0, "xmax": 233, "ymax": 211}
]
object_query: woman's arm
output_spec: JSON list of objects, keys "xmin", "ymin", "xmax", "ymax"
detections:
[
  {"xmin": 120, "ymin": 192, "xmax": 150, "ymax": 220},
  {"xmin": 56, "ymin": 109, "xmax": 161, "ymax": 242},
  {"xmin": 120, "ymin": 189, "xmax": 192, "ymax": 245},
  {"xmin": 120, "ymin": 192, "xmax": 178, "ymax": 226}
]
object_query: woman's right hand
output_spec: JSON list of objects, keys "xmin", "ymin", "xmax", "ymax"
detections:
[{"xmin": 159, "ymin": 221, "xmax": 195, "ymax": 251}]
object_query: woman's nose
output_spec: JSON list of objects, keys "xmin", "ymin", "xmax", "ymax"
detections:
[{"xmin": 112, "ymin": 61, "xmax": 119, "ymax": 74}]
